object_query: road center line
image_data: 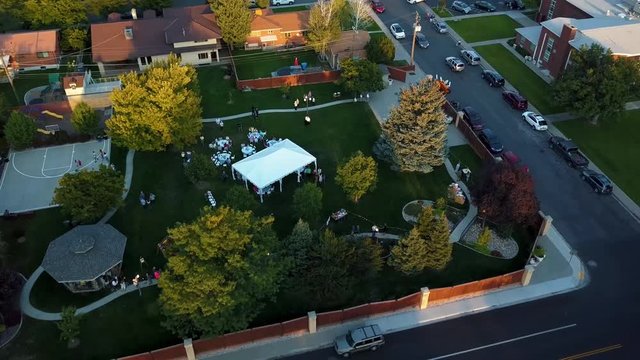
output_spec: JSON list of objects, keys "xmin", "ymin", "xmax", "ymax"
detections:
[
  {"xmin": 427, "ymin": 324, "xmax": 577, "ymax": 360},
  {"xmin": 559, "ymin": 344, "xmax": 622, "ymax": 360}
]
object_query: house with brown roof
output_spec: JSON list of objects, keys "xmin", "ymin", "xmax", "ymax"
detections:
[
  {"xmin": 0, "ymin": 29, "xmax": 60, "ymax": 75},
  {"xmin": 245, "ymin": 9, "xmax": 310, "ymax": 50},
  {"xmin": 324, "ymin": 30, "xmax": 371, "ymax": 70},
  {"xmin": 91, "ymin": 5, "xmax": 222, "ymax": 76}
]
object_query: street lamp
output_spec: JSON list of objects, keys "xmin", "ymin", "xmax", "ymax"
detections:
[
  {"xmin": 139, "ymin": 256, "xmax": 145, "ymax": 274},
  {"xmin": 303, "ymin": 91, "xmax": 315, "ymax": 116},
  {"xmin": 199, "ymin": 135, "xmax": 204, "ymax": 146}
]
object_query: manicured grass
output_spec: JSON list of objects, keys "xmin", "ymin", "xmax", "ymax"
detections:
[
  {"xmin": 197, "ymin": 65, "xmax": 345, "ymax": 118},
  {"xmin": 433, "ymin": 7, "xmax": 453, "ymax": 18},
  {"xmin": 232, "ymin": 49, "xmax": 322, "ymax": 80},
  {"xmin": 555, "ymin": 110, "xmax": 640, "ymax": 204},
  {"xmin": 446, "ymin": 15, "xmax": 521, "ymax": 43},
  {"xmin": 0, "ymin": 69, "xmax": 63, "ymax": 107},
  {"xmin": 271, "ymin": 5, "xmax": 309, "ymax": 13},
  {"xmin": 474, "ymin": 44, "xmax": 563, "ymax": 114},
  {"xmin": 448, "ymin": 144, "xmax": 485, "ymax": 177}
]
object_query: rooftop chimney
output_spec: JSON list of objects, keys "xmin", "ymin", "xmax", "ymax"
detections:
[
  {"xmin": 124, "ymin": 27, "xmax": 134, "ymax": 40},
  {"xmin": 131, "ymin": 8, "xmax": 138, "ymax": 20}
]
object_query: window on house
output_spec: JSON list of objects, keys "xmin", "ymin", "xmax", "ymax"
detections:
[
  {"xmin": 146, "ymin": 56, "xmax": 152, "ymax": 64},
  {"xmin": 140, "ymin": 57, "xmax": 147, "ymax": 65},
  {"xmin": 283, "ymin": 32, "xmax": 291, "ymax": 38},
  {"xmin": 547, "ymin": 0, "xmax": 556, "ymax": 20},
  {"xmin": 267, "ymin": 30, "xmax": 274, "ymax": 34},
  {"xmin": 36, "ymin": 52, "xmax": 49, "ymax": 58},
  {"xmin": 543, "ymin": 38, "xmax": 554, "ymax": 62},
  {"xmin": 198, "ymin": 52, "xmax": 209, "ymax": 60}
]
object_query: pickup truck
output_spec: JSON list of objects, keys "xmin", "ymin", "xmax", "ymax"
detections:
[{"xmin": 548, "ymin": 136, "xmax": 589, "ymax": 168}]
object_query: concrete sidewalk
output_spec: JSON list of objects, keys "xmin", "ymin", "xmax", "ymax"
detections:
[{"xmin": 202, "ymin": 223, "xmax": 585, "ymax": 360}]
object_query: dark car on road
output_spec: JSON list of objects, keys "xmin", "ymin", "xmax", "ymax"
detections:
[
  {"xmin": 581, "ymin": 169, "xmax": 613, "ymax": 194},
  {"xmin": 502, "ymin": 90, "xmax": 528, "ymax": 110},
  {"xmin": 481, "ymin": 70, "xmax": 505, "ymax": 87},
  {"xmin": 415, "ymin": 32, "xmax": 429, "ymax": 48},
  {"xmin": 506, "ymin": 0, "xmax": 525, "ymax": 9},
  {"xmin": 478, "ymin": 128, "xmax": 503, "ymax": 154},
  {"xmin": 462, "ymin": 106, "xmax": 484, "ymax": 131},
  {"xmin": 371, "ymin": 0, "xmax": 385, "ymax": 13},
  {"xmin": 474, "ymin": 1, "xmax": 496, "ymax": 11}
]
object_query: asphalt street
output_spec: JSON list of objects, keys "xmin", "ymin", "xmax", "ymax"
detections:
[{"xmin": 285, "ymin": 1, "xmax": 640, "ymax": 359}]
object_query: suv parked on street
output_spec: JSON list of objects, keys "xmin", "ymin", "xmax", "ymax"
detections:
[
  {"xmin": 474, "ymin": 0, "xmax": 496, "ymax": 11},
  {"xmin": 502, "ymin": 90, "xmax": 528, "ymax": 110},
  {"xmin": 462, "ymin": 106, "xmax": 484, "ymax": 131},
  {"xmin": 478, "ymin": 128, "xmax": 503, "ymax": 154},
  {"xmin": 432, "ymin": 21, "xmax": 448, "ymax": 33},
  {"xmin": 272, "ymin": 0, "xmax": 294, "ymax": 5},
  {"xmin": 452, "ymin": 0, "xmax": 472, "ymax": 13},
  {"xmin": 445, "ymin": 56, "xmax": 465, "ymax": 72},
  {"xmin": 481, "ymin": 70, "xmax": 505, "ymax": 87},
  {"xmin": 334, "ymin": 325, "xmax": 385, "ymax": 357},
  {"xmin": 460, "ymin": 49, "xmax": 481, "ymax": 65},
  {"xmin": 581, "ymin": 170, "xmax": 613, "ymax": 194}
]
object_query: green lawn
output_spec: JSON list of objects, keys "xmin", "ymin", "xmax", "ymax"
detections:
[
  {"xmin": 433, "ymin": 7, "xmax": 453, "ymax": 18},
  {"xmin": 232, "ymin": 49, "xmax": 322, "ymax": 80},
  {"xmin": 197, "ymin": 65, "xmax": 345, "ymax": 118},
  {"xmin": 0, "ymin": 69, "xmax": 63, "ymax": 107},
  {"xmin": 449, "ymin": 144, "xmax": 485, "ymax": 177},
  {"xmin": 474, "ymin": 44, "xmax": 563, "ymax": 114},
  {"xmin": 446, "ymin": 15, "xmax": 521, "ymax": 43},
  {"xmin": 271, "ymin": 5, "xmax": 309, "ymax": 13},
  {"xmin": 555, "ymin": 110, "xmax": 640, "ymax": 204}
]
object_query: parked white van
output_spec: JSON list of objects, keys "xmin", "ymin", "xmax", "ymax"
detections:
[{"xmin": 461, "ymin": 49, "xmax": 481, "ymax": 65}]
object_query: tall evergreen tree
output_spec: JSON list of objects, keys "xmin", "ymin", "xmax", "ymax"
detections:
[
  {"xmin": 389, "ymin": 206, "xmax": 433, "ymax": 274},
  {"xmin": 373, "ymin": 78, "xmax": 447, "ymax": 173},
  {"xmin": 210, "ymin": 0, "xmax": 251, "ymax": 50},
  {"xmin": 283, "ymin": 219, "xmax": 314, "ymax": 273},
  {"xmin": 424, "ymin": 214, "xmax": 452, "ymax": 270},
  {"xmin": 107, "ymin": 55, "xmax": 202, "ymax": 151}
]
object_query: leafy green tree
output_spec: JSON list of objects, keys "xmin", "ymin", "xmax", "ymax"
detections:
[
  {"xmin": 159, "ymin": 206, "xmax": 282, "ymax": 337},
  {"xmin": 57, "ymin": 306, "xmax": 81, "ymax": 343},
  {"xmin": 554, "ymin": 43, "xmax": 640, "ymax": 124},
  {"xmin": 4, "ymin": 111, "xmax": 36, "ymax": 150},
  {"xmin": 71, "ymin": 102, "xmax": 100, "ymax": 136},
  {"xmin": 308, "ymin": 0, "xmax": 342, "ymax": 54},
  {"xmin": 23, "ymin": 0, "xmax": 87, "ymax": 28},
  {"xmin": 365, "ymin": 35, "xmax": 395, "ymax": 64},
  {"xmin": 352, "ymin": 237, "xmax": 383, "ymax": 281},
  {"xmin": 0, "ymin": 0, "xmax": 24, "ymax": 32},
  {"xmin": 373, "ymin": 77, "xmax": 447, "ymax": 173},
  {"xmin": 133, "ymin": 0, "xmax": 171, "ymax": 10},
  {"xmin": 84, "ymin": 0, "xmax": 128, "ymax": 16},
  {"xmin": 223, "ymin": 185, "xmax": 259, "ymax": 212},
  {"xmin": 283, "ymin": 219, "xmax": 314, "ymax": 273},
  {"xmin": 292, "ymin": 183, "xmax": 323, "ymax": 223},
  {"xmin": 107, "ymin": 55, "xmax": 202, "ymax": 151},
  {"xmin": 184, "ymin": 152, "xmax": 217, "ymax": 184},
  {"xmin": 338, "ymin": 58, "xmax": 384, "ymax": 95},
  {"xmin": 424, "ymin": 214, "xmax": 452, "ymax": 270},
  {"xmin": 389, "ymin": 206, "xmax": 433, "ymax": 274},
  {"xmin": 476, "ymin": 226, "xmax": 491, "ymax": 249},
  {"xmin": 210, "ymin": 0, "xmax": 251, "ymax": 50},
  {"xmin": 335, "ymin": 151, "xmax": 377, "ymax": 203},
  {"xmin": 0, "ymin": 94, "xmax": 12, "ymax": 126},
  {"xmin": 256, "ymin": 0, "xmax": 270, "ymax": 8},
  {"xmin": 52, "ymin": 165, "xmax": 124, "ymax": 223},
  {"xmin": 61, "ymin": 28, "xmax": 88, "ymax": 51}
]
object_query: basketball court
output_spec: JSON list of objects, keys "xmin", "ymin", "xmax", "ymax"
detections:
[{"xmin": 0, "ymin": 139, "xmax": 111, "ymax": 213}]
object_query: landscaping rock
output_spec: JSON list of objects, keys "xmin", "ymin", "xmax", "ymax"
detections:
[{"xmin": 462, "ymin": 223, "xmax": 519, "ymax": 259}]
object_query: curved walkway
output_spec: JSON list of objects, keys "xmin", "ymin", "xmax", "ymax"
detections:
[
  {"xmin": 99, "ymin": 149, "xmax": 136, "ymax": 224},
  {"xmin": 202, "ymin": 99, "xmax": 355, "ymax": 122},
  {"xmin": 444, "ymin": 158, "xmax": 477, "ymax": 242}
]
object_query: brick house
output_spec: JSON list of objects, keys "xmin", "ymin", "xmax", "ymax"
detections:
[
  {"xmin": 515, "ymin": 17, "xmax": 640, "ymax": 78},
  {"xmin": 324, "ymin": 30, "xmax": 371, "ymax": 69},
  {"xmin": 245, "ymin": 9, "xmax": 310, "ymax": 50},
  {"xmin": 0, "ymin": 29, "xmax": 60, "ymax": 75},
  {"xmin": 91, "ymin": 5, "xmax": 222, "ymax": 76},
  {"xmin": 537, "ymin": 0, "xmax": 639, "ymax": 22}
]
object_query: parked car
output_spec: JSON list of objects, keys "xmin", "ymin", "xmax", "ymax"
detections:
[
  {"xmin": 501, "ymin": 151, "xmax": 529, "ymax": 172},
  {"xmin": 406, "ymin": 0, "xmax": 424, "ymax": 3},
  {"xmin": 415, "ymin": 32, "xmax": 430, "ymax": 48},
  {"xmin": 502, "ymin": 90, "xmax": 528, "ymax": 110},
  {"xmin": 271, "ymin": 0, "xmax": 294, "ymax": 5},
  {"xmin": 548, "ymin": 136, "xmax": 589, "ymax": 168},
  {"xmin": 334, "ymin": 325, "xmax": 385, "ymax": 357},
  {"xmin": 452, "ymin": 0, "xmax": 472, "ymax": 13},
  {"xmin": 460, "ymin": 50, "xmax": 481, "ymax": 65},
  {"xmin": 432, "ymin": 21, "xmax": 448, "ymax": 33},
  {"xmin": 474, "ymin": 0, "xmax": 496, "ymax": 11},
  {"xmin": 581, "ymin": 169, "xmax": 613, "ymax": 194},
  {"xmin": 445, "ymin": 56, "xmax": 465, "ymax": 72},
  {"xmin": 521, "ymin": 111, "xmax": 548, "ymax": 131},
  {"xmin": 478, "ymin": 128, "xmax": 503, "ymax": 154},
  {"xmin": 462, "ymin": 106, "xmax": 484, "ymax": 131},
  {"xmin": 481, "ymin": 70, "xmax": 505, "ymax": 87},
  {"xmin": 390, "ymin": 23, "xmax": 406, "ymax": 39},
  {"xmin": 506, "ymin": 0, "xmax": 525, "ymax": 9},
  {"xmin": 371, "ymin": 0, "xmax": 385, "ymax": 13}
]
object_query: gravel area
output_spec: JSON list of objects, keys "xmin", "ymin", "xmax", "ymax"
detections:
[{"xmin": 462, "ymin": 222, "xmax": 519, "ymax": 259}]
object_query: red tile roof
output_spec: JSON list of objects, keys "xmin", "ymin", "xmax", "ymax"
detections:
[
  {"xmin": 0, "ymin": 30, "xmax": 59, "ymax": 67},
  {"xmin": 251, "ymin": 10, "xmax": 310, "ymax": 32}
]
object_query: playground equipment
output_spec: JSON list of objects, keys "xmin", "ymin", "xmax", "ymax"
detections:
[{"xmin": 41, "ymin": 110, "xmax": 64, "ymax": 120}]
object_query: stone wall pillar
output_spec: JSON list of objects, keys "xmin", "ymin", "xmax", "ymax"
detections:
[
  {"xmin": 419, "ymin": 287, "xmax": 430, "ymax": 310},
  {"xmin": 308, "ymin": 311, "xmax": 317, "ymax": 334},
  {"xmin": 184, "ymin": 338, "xmax": 196, "ymax": 360},
  {"xmin": 521, "ymin": 265, "xmax": 535, "ymax": 286},
  {"xmin": 537, "ymin": 211, "xmax": 553, "ymax": 236}
]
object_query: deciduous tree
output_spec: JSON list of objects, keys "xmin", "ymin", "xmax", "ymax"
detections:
[
  {"xmin": 132, "ymin": 0, "xmax": 171, "ymax": 10},
  {"xmin": 553, "ymin": 43, "xmax": 640, "ymax": 124},
  {"xmin": 256, "ymin": 0, "xmax": 270, "ymax": 8},
  {"xmin": 84, "ymin": 0, "xmax": 128, "ymax": 16},
  {"xmin": 365, "ymin": 35, "xmax": 395, "ymax": 64},
  {"xmin": 71, "ymin": 101, "xmax": 100, "ymax": 136},
  {"xmin": 373, "ymin": 78, "xmax": 447, "ymax": 173},
  {"xmin": 338, "ymin": 58, "xmax": 384, "ymax": 96},
  {"xmin": 61, "ymin": 28, "xmax": 88, "ymax": 51},
  {"xmin": 52, "ymin": 165, "xmax": 124, "ymax": 224},
  {"xmin": 347, "ymin": 0, "xmax": 372, "ymax": 32},
  {"xmin": 107, "ymin": 55, "xmax": 203, "ymax": 151},
  {"xmin": 184, "ymin": 152, "xmax": 217, "ymax": 184},
  {"xmin": 23, "ymin": 0, "xmax": 87, "ymax": 28},
  {"xmin": 223, "ymin": 185, "xmax": 259, "ymax": 212},
  {"xmin": 335, "ymin": 151, "xmax": 378, "ymax": 203},
  {"xmin": 210, "ymin": 0, "xmax": 251, "ymax": 50},
  {"xmin": 308, "ymin": 0, "xmax": 342, "ymax": 54},
  {"xmin": 292, "ymin": 183, "xmax": 323, "ymax": 223},
  {"xmin": 159, "ymin": 207, "xmax": 282, "ymax": 337},
  {"xmin": 4, "ymin": 111, "xmax": 36, "ymax": 150},
  {"xmin": 473, "ymin": 162, "xmax": 540, "ymax": 226}
]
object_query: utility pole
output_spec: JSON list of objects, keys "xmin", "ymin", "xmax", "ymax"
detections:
[
  {"xmin": 0, "ymin": 49, "xmax": 20, "ymax": 103},
  {"xmin": 410, "ymin": 11, "xmax": 421, "ymax": 66}
]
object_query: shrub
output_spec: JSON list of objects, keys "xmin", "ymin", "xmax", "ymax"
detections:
[
  {"xmin": 533, "ymin": 245, "xmax": 545, "ymax": 258},
  {"xmin": 292, "ymin": 183, "xmax": 323, "ymax": 223},
  {"xmin": 476, "ymin": 226, "xmax": 492, "ymax": 249},
  {"xmin": 366, "ymin": 35, "xmax": 395, "ymax": 64},
  {"xmin": 4, "ymin": 111, "xmax": 36, "ymax": 150},
  {"xmin": 224, "ymin": 185, "xmax": 259, "ymax": 212},
  {"xmin": 184, "ymin": 152, "xmax": 217, "ymax": 184}
]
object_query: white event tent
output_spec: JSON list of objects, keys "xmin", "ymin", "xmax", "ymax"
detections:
[{"xmin": 231, "ymin": 139, "xmax": 317, "ymax": 202}]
